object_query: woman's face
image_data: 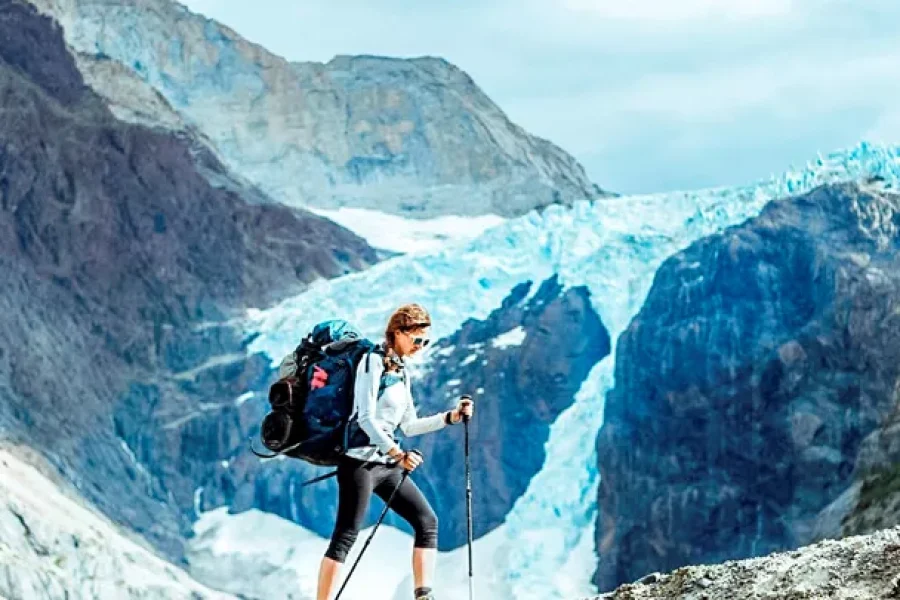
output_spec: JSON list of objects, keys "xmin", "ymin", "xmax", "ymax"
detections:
[{"xmin": 395, "ymin": 326, "xmax": 431, "ymax": 357}]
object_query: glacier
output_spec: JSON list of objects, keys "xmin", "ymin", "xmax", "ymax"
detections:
[{"xmin": 239, "ymin": 141, "xmax": 900, "ymax": 599}]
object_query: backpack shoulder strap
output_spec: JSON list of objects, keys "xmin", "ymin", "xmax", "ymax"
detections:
[
  {"xmin": 349, "ymin": 343, "xmax": 386, "ymax": 422},
  {"xmin": 365, "ymin": 343, "xmax": 386, "ymax": 373}
]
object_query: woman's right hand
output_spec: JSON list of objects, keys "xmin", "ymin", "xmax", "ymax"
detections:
[{"xmin": 400, "ymin": 451, "xmax": 423, "ymax": 472}]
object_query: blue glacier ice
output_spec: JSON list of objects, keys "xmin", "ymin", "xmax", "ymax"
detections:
[{"xmin": 243, "ymin": 141, "xmax": 900, "ymax": 599}]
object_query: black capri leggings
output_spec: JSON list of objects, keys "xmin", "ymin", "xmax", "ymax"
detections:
[{"xmin": 325, "ymin": 456, "xmax": 439, "ymax": 563}]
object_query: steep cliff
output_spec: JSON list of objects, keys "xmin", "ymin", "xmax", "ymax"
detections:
[
  {"xmin": 29, "ymin": 0, "xmax": 606, "ymax": 219},
  {"xmin": 594, "ymin": 181, "xmax": 900, "ymax": 591}
]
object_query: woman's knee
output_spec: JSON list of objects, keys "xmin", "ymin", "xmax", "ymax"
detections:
[
  {"xmin": 413, "ymin": 507, "xmax": 439, "ymax": 548},
  {"xmin": 325, "ymin": 527, "xmax": 360, "ymax": 563},
  {"xmin": 420, "ymin": 508, "xmax": 438, "ymax": 532}
]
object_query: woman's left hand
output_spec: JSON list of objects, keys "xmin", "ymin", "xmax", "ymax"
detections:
[{"xmin": 452, "ymin": 397, "xmax": 475, "ymax": 423}]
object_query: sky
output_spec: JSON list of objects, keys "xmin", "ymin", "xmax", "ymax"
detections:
[{"xmin": 180, "ymin": 0, "xmax": 900, "ymax": 195}]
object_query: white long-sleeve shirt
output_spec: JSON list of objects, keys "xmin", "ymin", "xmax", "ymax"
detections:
[{"xmin": 346, "ymin": 349, "xmax": 447, "ymax": 463}]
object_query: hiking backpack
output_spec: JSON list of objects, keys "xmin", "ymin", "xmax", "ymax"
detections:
[{"xmin": 252, "ymin": 319, "xmax": 381, "ymax": 466}]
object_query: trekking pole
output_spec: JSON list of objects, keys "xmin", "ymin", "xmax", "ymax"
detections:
[
  {"xmin": 334, "ymin": 449, "xmax": 422, "ymax": 600},
  {"xmin": 461, "ymin": 394, "xmax": 474, "ymax": 600}
]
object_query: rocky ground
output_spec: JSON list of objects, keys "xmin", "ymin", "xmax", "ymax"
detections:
[{"xmin": 589, "ymin": 525, "xmax": 900, "ymax": 600}]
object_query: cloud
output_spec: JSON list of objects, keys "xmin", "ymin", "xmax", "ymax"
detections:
[
  {"xmin": 560, "ymin": 0, "xmax": 793, "ymax": 23},
  {"xmin": 605, "ymin": 46, "xmax": 900, "ymax": 122},
  {"xmin": 866, "ymin": 111, "xmax": 900, "ymax": 146}
]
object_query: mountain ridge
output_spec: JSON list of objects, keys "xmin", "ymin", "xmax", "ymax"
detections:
[{"xmin": 28, "ymin": 0, "xmax": 608, "ymax": 221}]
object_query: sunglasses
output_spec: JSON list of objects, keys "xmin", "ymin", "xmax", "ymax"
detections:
[{"xmin": 406, "ymin": 332, "xmax": 430, "ymax": 347}]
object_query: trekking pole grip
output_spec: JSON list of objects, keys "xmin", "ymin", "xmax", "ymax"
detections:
[
  {"xmin": 460, "ymin": 394, "xmax": 472, "ymax": 423},
  {"xmin": 402, "ymin": 448, "xmax": 423, "ymax": 472}
]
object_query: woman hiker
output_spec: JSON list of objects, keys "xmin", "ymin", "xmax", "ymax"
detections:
[{"xmin": 316, "ymin": 303, "xmax": 475, "ymax": 600}]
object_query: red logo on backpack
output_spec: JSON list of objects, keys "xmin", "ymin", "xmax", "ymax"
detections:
[{"xmin": 310, "ymin": 365, "xmax": 329, "ymax": 390}]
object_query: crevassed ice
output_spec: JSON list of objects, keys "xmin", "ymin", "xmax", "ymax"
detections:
[
  {"xmin": 499, "ymin": 143, "xmax": 900, "ymax": 598},
  {"xmin": 244, "ymin": 141, "xmax": 900, "ymax": 598},
  {"xmin": 245, "ymin": 142, "xmax": 900, "ymax": 365}
]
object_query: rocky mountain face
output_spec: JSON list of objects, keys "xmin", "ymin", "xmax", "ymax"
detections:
[
  {"xmin": 838, "ymin": 387, "xmax": 900, "ymax": 538},
  {"xmin": 0, "ymin": 0, "xmax": 378, "ymax": 566},
  {"xmin": 594, "ymin": 181, "xmax": 900, "ymax": 591},
  {"xmin": 28, "ymin": 0, "xmax": 606, "ymax": 220}
]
